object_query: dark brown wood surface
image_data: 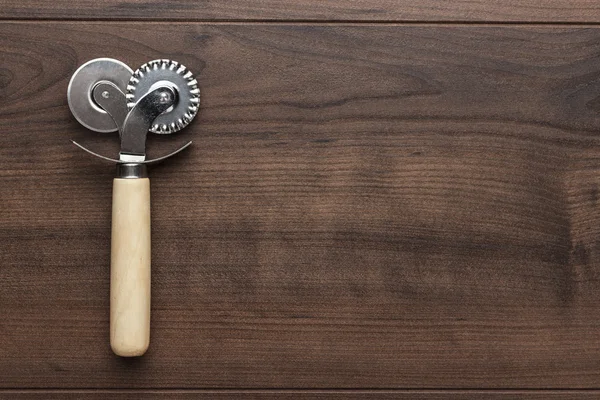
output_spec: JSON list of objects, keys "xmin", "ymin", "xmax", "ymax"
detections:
[
  {"xmin": 2, "ymin": 390, "xmax": 600, "ymax": 399},
  {"xmin": 1, "ymin": 12, "xmax": 600, "ymax": 400},
  {"xmin": 2, "ymin": 1, "xmax": 600, "ymax": 22}
]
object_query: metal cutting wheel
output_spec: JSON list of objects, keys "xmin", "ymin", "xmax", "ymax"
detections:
[
  {"xmin": 127, "ymin": 59, "xmax": 200, "ymax": 134},
  {"xmin": 67, "ymin": 58, "xmax": 133, "ymax": 133}
]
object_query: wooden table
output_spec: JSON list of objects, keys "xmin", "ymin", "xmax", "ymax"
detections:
[{"xmin": 1, "ymin": 1, "xmax": 600, "ymax": 398}]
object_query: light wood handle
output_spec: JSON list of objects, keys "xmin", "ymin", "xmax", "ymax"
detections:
[{"xmin": 110, "ymin": 177, "xmax": 151, "ymax": 357}]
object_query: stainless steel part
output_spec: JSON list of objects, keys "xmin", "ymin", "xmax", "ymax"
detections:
[
  {"xmin": 67, "ymin": 58, "xmax": 133, "ymax": 133},
  {"xmin": 116, "ymin": 163, "xmax": 148, "ymax": 179},
  {"xmin": 92, "ymin": 81, "xmax": 129, "ymax": 135},
  {"xmin": 120, "ymin": 85, "xmax": 176, "ymax": 162},
  {"xmin": 93, "ymin": 79, "xmax": 181, "ymax": 162},
  {"xmin": 71, "ymin": 139, "xmax": 193, "ymax": 164},
  {"xmin": 69, "ymin": 58, "xmax": 197, "ymax": 165},
  {"xmin": 127, "ymin": 59, "xmax": 200, "ymax": 134}
]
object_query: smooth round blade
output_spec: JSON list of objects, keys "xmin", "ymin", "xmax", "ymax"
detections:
[{"xmin": 67, "ymin": 58, "xmax": 133, "ymax": 133}]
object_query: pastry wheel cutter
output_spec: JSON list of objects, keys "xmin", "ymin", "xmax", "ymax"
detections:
[{"xmin": 67, "ymin": 58, "xmax": 200, "ymax": 356}]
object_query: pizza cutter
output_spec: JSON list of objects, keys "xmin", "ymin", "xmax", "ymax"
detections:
[{"xmin": 67, "ymin": 58, "xmax": 200, "ymax": 356}]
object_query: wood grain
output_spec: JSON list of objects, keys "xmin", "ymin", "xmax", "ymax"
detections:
[
  {"xmin": 110, "ymin": 178, "xmax": 151, "ymax": 357},
  {"xmin": 2, "ymin": 1, "xmax": 600, "ymax": 22},
  {"xmin": 1, "ymin": 22, "xmax": 600, "ymax": 389},
  {"xmin": 2, "ymin": 390, "xmax": 600, "ymax": 399}
]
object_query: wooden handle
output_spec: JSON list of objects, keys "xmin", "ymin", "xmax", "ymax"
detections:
[{"xmin": 110, "ymin": 177, "xmax": 151, "ymax": 357}]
